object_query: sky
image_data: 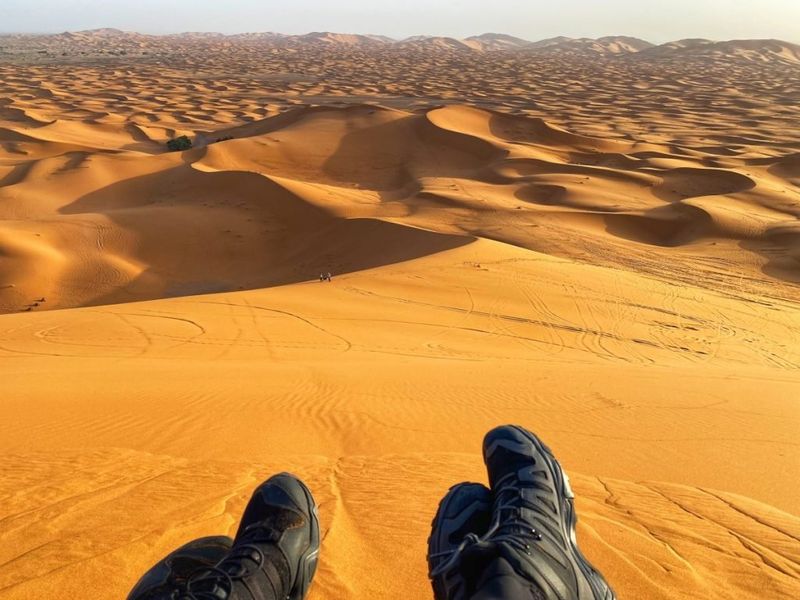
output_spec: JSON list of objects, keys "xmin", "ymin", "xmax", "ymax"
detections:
[{"xmin": 1, "ymin": 0, "xmax": 798, "ymax": 43}]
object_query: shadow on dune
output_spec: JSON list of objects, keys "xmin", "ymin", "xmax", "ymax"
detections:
[
  {"xmin": 0, "ymin": 160, "xmax": 37, "ymax": 188},
  {"xmin": 740, "ymin": 228, "xmax": 800, "ymax": 284},
  {"xmin": 766, "ymin": 152, "xmax": 800, "ymax": 180},
  {"xmin": 320, "ymin": 116, "xmax": 418, "ymax": 194},
  {"xmin": 488, "ymin": 111, "xmax": 632, "ymax": 153},
  {"xmin": 602, "ymin": 204, "xmax": 714, "ymax": 247},
  {"xmin": 319, "ymin": 106, "xmax": 507, "ymax": 198},
  {"xmin": 197, "ymin": 105, "xmax": 505, "ymax": 201},
  {"xmin": 58, "ymin": 163, "xmax": 473, "ymax": 308},
  {"xmin": 651, "ymin": 167, "xmax": 756, "ymax": 202}
]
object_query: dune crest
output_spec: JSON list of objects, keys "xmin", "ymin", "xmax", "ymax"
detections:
[{"xmin": 2, "ymin": 102, "xmax": 798, "ymax": 313}]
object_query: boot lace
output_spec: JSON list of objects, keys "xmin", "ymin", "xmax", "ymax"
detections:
[
  {"xmin": 429, "ymin": 470, "xmax": 546, "ymax": 578},
  {"xmin": 183, "ymin": 525, "xmax": 282, "ymax": 600}
]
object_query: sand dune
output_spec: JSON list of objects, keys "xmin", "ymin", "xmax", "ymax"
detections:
[
  {"xmin": 463, "ymin": 33, "xmax": 532, "ymax": 52},
  {"xmin": 3, "ymin": 30, "xmax": 798, "ymax": 63},
  {"xmin": 1, "ymin": 34, "xmax": 800, "ymax": 600},
  {"xmin": 3, "ymin": 101, "xmax": 798, "ymax": 313},
  {"xmin": 521, "ymin": 36, "xmax": 654, "ymax": 56},
  {"xmin": 639, "ymin": 39, "xmax": 800, "ymax": 65}
]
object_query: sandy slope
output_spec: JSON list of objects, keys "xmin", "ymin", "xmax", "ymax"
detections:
[{"xmin": 1, "ymin": 45, "xmax": 800, "ymax": 599}]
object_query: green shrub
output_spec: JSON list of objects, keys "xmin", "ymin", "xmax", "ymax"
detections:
[{"xmin": 166, "ymin": 136, "xmax": 193, "ymax": 152}]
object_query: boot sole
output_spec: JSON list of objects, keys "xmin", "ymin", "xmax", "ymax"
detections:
[{"xmin": 510, "ymin": 426, "xmax": 616, "ymax": 600}]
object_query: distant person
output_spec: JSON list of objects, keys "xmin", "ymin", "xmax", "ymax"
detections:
[
  {"xmin": 319, "ymin": 273, "xmax": 325, "ymax": 282},
  {"xmin": 326, "ymin": 272, "xmax": 332, "ymax": 282},
  {"xmin": 128, "ymin": 426, "xmax": 615, "ymax": 600}
]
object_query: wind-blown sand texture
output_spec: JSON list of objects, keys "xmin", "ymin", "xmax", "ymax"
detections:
[{"xmin": 1, "ymin": 32, "xmax": 799, "ymax": 599}]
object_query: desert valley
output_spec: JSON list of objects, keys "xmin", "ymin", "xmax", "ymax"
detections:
[{"xmin": 0, "ymin": 29, "xmax": 799, "ymax": 599}]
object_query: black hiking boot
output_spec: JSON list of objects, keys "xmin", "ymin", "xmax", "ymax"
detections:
[
  {"xmin": 127, "ymin": 536, "xmax": 233, "ymax": 599},
  {"xmin": 476, "ymin": 425, "xmax": 616, "ymax": 600},
  {"xmin": 185, "ymin": 473, "xmax": 320, "ymax": 600},
  {"xmin": 427, "ymin": 482, "xmax": 493, "ymax": 600}
]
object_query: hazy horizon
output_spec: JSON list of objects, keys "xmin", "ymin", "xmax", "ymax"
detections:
[
  {"xmin": 3, "ymin": 29, "xmax": 800, "ymax": 46},
  {"xmin": 1, "ymin": 0, "xmax": 799, "ymax": 44}
]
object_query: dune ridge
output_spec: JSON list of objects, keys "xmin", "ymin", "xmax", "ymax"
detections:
[
  {"xmin": 1, "ymin": 36, "xmax": 799, "ymax": 600},
  {"xmin": 2, "ymin": 102, "xmax": 798, "ymax": 313},
  {"xmin": 3, "ymin": 30, "xmax": 798, "ymax": 63}
]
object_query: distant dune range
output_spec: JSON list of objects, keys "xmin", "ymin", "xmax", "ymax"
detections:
[
  {"xmin": 2, "ymin": 29, "xmax": 800, "ymax": 64},
  {"xmin": 0, "ymin": 33, "xmax": 799, "ymax": 600}
]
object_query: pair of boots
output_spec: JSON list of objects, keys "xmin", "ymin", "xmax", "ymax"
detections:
[
  {"xmin": 128, "ymin": 426, "xmax": 615, "ymax": 600},
  {"xmin": 427, "ymin": 425, "xmax": 614, "ymax": 600}
]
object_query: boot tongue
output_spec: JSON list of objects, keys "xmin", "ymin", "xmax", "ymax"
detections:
[
  {"xmin": 228, "ymin": 545, "xmax": 291, "ymax": 600},
  {"xmin": 477, "ymin": 555, "xmax": 519, "ymax": 581},
  {"xmin": 459, "ymin": 540, "xmax": 503, "ymax": 587},
  {"xmin": 190, "ymin": 545, "xmax": 291, "ymax": 600},
  {"xmin": 472, "ymin": 556, "xmax": 548, "ymax": 600},
  {"xmin": 189, "ymin": 581, "xmax": 229, "ymax": 599}
]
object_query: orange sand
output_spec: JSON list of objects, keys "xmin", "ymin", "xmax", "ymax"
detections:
[{"xmin": 1, "ymin": 33, "xmax": 799, "ymax": 600}]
